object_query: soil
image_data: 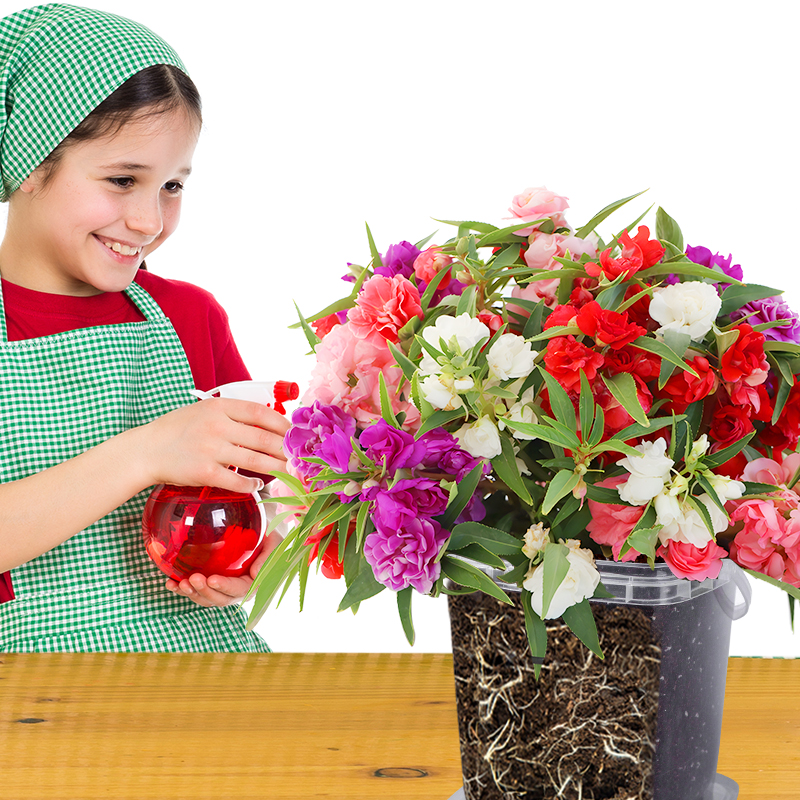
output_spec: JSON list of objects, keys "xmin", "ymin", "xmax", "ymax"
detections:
[{"xmin": 449, "ymin": 591, "xmax": 661, "ymax": 800}]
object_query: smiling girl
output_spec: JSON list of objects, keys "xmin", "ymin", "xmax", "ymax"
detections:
[{"xmin": 0, "ymin": 4, "xmax": 287, "ymax": 651}]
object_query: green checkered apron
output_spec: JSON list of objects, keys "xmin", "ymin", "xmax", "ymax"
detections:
[{"xmin": 0, "ymin": 279, "xmax": 270, "ymax": 652}]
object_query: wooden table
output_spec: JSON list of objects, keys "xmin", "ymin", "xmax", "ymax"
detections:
[{"xmin": 0, "ymin": 654, "xmax": 796, "ymax": 799}]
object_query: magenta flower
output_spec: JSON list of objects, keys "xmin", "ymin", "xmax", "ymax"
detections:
[
  {"xmin": 375, "ymin": 241, "xmax": 421, "ymax": 281},
  {"xmin": 360, "ymin": 419, "xmax": 426, "ymax": 474},
  {"xmin": 367, "ymin": 478, "xmax": 450, "ymax": 529},
  {"xmin": 284, "ymin": 401, "xmax": 356, "ymax": 479},
  {"xmin": 364, "ymin": 516, "xmax": 449, "ymax": 593},
  {"xmin": 686, "ymin": 245, "xmax": 743, "ymax": 283},
  {"xmin": 731, "ymin": 296, "xmax": 800, "ymax": 344},
  {"xmin": 418, "ymin": 428, "xmax": 485, "ymax": 479}
]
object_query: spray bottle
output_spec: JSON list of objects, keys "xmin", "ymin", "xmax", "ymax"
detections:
[{"xmin": 142, "ymin": 380, "xmax": 299, "ymax": 582}]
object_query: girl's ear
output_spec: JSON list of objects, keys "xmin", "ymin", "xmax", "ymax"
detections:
[{"xmin": 19, "ymin": 167, "xmax": 45, "ymax": 194}]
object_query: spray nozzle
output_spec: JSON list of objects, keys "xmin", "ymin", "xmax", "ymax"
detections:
[{"xmin": 190, "ymin": 380, "xmax": 300, "ymax": 414}]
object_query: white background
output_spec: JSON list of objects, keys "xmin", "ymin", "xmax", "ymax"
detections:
[{"xmin": 2, "ymin": 0, "xmax": 799, "ymax": 655}]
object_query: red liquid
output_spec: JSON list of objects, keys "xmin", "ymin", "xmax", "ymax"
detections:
[{"xmin": 142, "ymin": 484, "xmax": 265, "ymax": 582}]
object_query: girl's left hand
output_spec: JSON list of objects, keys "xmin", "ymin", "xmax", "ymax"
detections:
[{"xmin": 165, "ymin": 530, "xmax": 282, "ymax": 607}]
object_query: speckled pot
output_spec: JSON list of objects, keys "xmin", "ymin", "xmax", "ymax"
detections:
[{"xmin": 448, "ymin": 560, "xmax": 748, "ymax": 800}]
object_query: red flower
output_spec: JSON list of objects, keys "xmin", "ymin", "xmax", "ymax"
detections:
[
  {"xmin": 604, "ymin": 345, "xmax": 661, "ymax": 381},
  {"xmin": 312, "ymin": 312, "xmax": 343, "ymax": 338},
  {"xmin": 709, "ymin": 402, "xmax": 755, "ymax": 450},
  {"xmin": 544, "ymin": 304, "xmax": 578, "ymax": 330},
  {"xmin": 720, "ymin": 324, "xmax": 768, "ymax": 386},
  {"xmin": 761, "ymin": 380, "xmax": 800, "ymax": 451},
  {"xmin": 575, "ymin": 301, "xmax": 646, "ymax": 350},
  {"xmin": 623, "ymin": 285, "xmax": 659, "ymax": 333},
  {"xmin": 569, "ymin": 280, "xmax": 596, "ymax": 308},
  {"xmin": 726, "ymin": 381, "xmax": 773, "ymax": 422},
  {"xmin": 476, "ymin": 309, "xmax": 504, "ymax": 334},
  {"xmin": 659, "ymin": 356, "xmax": 719, "ymax": 413},
  {"xmin": 586, "ymin": 226, "xmax": 665, "ymax": 281},
  {"xmin": 544, "ymin": 335, "xmax": 604, "ymax": 391}
]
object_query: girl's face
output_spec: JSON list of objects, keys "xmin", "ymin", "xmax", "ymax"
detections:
[{"xmin": 3, "ymin": 107, "xmax": 199, "ymax": 296}]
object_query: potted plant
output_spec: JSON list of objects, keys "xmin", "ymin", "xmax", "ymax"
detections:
[{"xmin": 247, "ymin": 187, "xmax": 800, "ymax": 799}]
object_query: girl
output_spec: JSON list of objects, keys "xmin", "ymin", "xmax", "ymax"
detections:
[{"xmin": 0, "ymin": 4, "xmax": 288, "ymax": 651}]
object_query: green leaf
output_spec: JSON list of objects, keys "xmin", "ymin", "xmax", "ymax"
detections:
[
  {"xmin": 745, "ymin": 568, "xmax": 800, "ymax": 602},
  {"xmin": 491, "ymin": 243, "xmax": 522, "ymax": 270},
  {"xmin": 441, "ymin": 556, "xmax": 514, "ymax": 605},
  {"xmin": 601, "ymin": 372, "xmax": 649, "ymax": 426},
  {"xmin": 293, "ymin": 302, "xmax": 321, "ymax": 351},
  {"xmin": 490, "ymin": 435, "xmax": 533, "ymax": 505},
  {"xmin": 539, "ymin": 367, "xmax": 577, "ymax": 433},
  {"xmin": 448, "ymin": 522, "xmax": 523, "ymax": 555},
  {"xmin": 611, "ymin": 415, "xmax": 680, "ymax": 445},
  {"xmin": 588, "ymin": 404, "xmax": 605, "ymax": 448},
  {"xmin": 701, "ymin": 431, "xmax": 756, "ymax": 469},
  {"xmin": 562, "ymin": 599, "xmax": 604, "ymax": 658},
  {"xmin": 772, "ymin": 378, "xmax": 792, "ymax": 426},
  {"xmin": 542, "ymin": 469, "xmax": 580, "ymax": 515},
  {"xmin": 623, "ymin": 526, "xmax": 661, "ymax": 560},
  {"xmin": 685, "ymin": 494, "xmax": 714, "ymax": 537},
  {"xmin": 574, "ymin": 190, "xmax": 647, "ymax": 239},
  {"xmin": 420, "ymin": 263, "xmax": 454, "ymax": 311},
  {"xmin": 578, "ymin": 371, "xmax": 594, "ymax": 443},
  {"xmin": 415, "ymin": 408, "xmax": 467, "ymax": 437},
  {"xmin": 438, "ymin": 463, "xmax": 484, "ymax": 529},
  {"xmin": 541, "ymin": 542, "xmax": 570, "ymax": 619},
  {"xmin": 655, "ymin": 207, "xmax": 684, "ymax": 251},
  {"xmin": 630, "ymin": 335, "xmax": 698, "ymax": 377},
  {"xmin": 719, "ymin": 284, "xmax": 783, "ymax": 317},
  {"xmin": 638, "ymin": 261, "xmax": 743, "ymax": 284},
  {"xmin": 763, "ymin": 340, "xmax": 800, "ymax": 356},
  {"xmin": 365, "ymin": 222, "xmax": 383, "ymax": 267},
  {"xmin": 387, "ymin": 341, "xmax": 418, "ymax": 383},
  {"xmin": 449, "ymin": 543, "xmax": 507, "ymax": 570},
  {"xmin": 585, "ymin": 483, "xmax": 625, "ymax": 504},
  {"xmin": 521, "ymin": 590, "xmax": 548, "ymax": 677},
  {"xmin": 522, "ymin": 299, "xmax": 548, "ymax": 342},
  {"xmin": 456, "ymin": 284, "xmax": 478, "ymax": 317},
  {"xmin": 503, "ymin": 419, "xmax": 580, "ymax": 451},
  {"xmin": 397, "ymin": 587, "xmax": 415, "ymax": 646},
  {"xmin": 378, "ymin": 372, "xmax": 400, "ymax": 428},
  {"xmin": 337, "ymin": 565, "xmax": 385, "ymax": 612},
  {"xmin": 433, "ymin": 218, "xmax": 498, "ymax": 235},
  {"xmin": 478, "ymin": 219, "xmax": 543, "ymax": 246}
]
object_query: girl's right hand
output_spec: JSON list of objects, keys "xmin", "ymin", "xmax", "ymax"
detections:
[{"xmin": 135, "ymin": 398, "xmax": 291, "ymax": 494}]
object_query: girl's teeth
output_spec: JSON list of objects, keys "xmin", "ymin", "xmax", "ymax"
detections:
[{"xmin": 103, "ymin": 240, "xmax": 141, "ymax": 256}]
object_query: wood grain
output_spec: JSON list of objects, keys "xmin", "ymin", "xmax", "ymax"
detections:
[{"xmin": 0, "ymin": 653, "xmax": 796, "ymax": 799}]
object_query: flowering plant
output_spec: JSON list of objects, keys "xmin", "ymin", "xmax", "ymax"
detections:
[{"xmin": 247, "ymin": 187, "xmax": 800, "ymax": 663}]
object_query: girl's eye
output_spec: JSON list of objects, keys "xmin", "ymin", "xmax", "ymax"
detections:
[
  {"xmin": 107, "ymin": 176, "xmax": 134, "ymax": 188},
  {"xmin": 163, "ymin": 181, "xmax": 184, "ymax": 195}
]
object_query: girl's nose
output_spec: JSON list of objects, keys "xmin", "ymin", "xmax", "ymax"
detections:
[{"xmin": 126, "ymin": 196, "xmax": 163, "ymax": 238}]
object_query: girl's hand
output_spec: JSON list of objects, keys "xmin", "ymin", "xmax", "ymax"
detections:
[
  {"xmin": 137, "ymin": 398, "xmax": 291, "ymax": 495},
  {"xmin": 165, "ymin": 531, "xmax": 282, "ymax": 607}
]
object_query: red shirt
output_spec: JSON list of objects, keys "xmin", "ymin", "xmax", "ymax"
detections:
[{"xmin": 0, "ymin": 270, "xmax": 251, "ymax": 603}]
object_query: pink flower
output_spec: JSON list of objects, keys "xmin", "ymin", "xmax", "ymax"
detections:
[
  {"xmin": 729, "ymin": 528, "xmax": 787, "ymax": 579},
  {"xmin": 656, "ymin": 540, "xmax": 728, "ymax": 581},
  {"xmin": 508, "ymin": 187, "xmax": 569, "ymax": 235},
  {"xmin": 303, "ymin": 323, "xmax": 420, "ymax": 430},
  {"xmin": 509, "ymin": 275, "xmax": 561, "ymax": 310},
  {"xmin": 348, "ymin": 274, "xmax": 423, "ymax": 344},
  {"xmin": 740, "ymin": 454, "xmax": 800, "ymax": 513},
  {"xmin": 413, "ymin": 247, "xmax": 452, "ymax": 287},
  {"xmin": 730, "ymin": 499, "xmax": 786, "ymax": 544},
  {"xmin": 586, "ymin": 476, "xmax": 645, "ymax": 561}
]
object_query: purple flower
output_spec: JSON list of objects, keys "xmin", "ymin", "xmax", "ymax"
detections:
[
  {"xmin": 731, "ymin": 296, "xmax": 800, "ymax": 344},
  {"xmin": 364, "ymin": 516, "xmax": 449, "ymax": 593},
  {"xmin": 686, "ymin": 245, "xmax": 743, "ymax": 284},
  {"xmin": 374, "ymin": 241, "xmax": 421, "ymax": 280},
  {"xmin": 284, "ymin": 401, "xmax": 356, "ymax": 479},
  {"xmin": 360, "ymin": 419, "xmax": 426, "ymax": 474},
  {"xmin": 367, "ymin": 478, "xmax": 450, "ymax": 529},
  {"xmin": 418, "ymin": 428, "xmax": 485, "ymax": 480},
  {"xmin": 455, "ymin": 493, "xmax": 487, "ymax": 525}
]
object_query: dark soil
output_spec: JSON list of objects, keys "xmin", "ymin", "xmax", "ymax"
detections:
[{"xmin": 449, "ymin": 591, "xmax": 661, "ymax": 800}]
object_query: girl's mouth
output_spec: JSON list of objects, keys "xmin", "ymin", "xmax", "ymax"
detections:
[{"xmin": 97, "ymin": 236, "xmax": 143, "ymax": 257}]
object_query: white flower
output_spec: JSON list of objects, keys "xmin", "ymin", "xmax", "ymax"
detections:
[
  {"xmin": 649, "ymin": 281, "xmax": 722, "ymax": 341},
  {"xmin": 419, "ymin": 374, "xmax": 463, "ymax": 411},
  {"xmin": 486, "ymin": 334, "xmax": 536, "ymax": 381},
  {"xmin": 522, "ymin": 522, "xmax": 549, "ymax": 559},
  {"xmin": 419, "ymin": 313, "xmax": 490, "ymax": 374},
  {"xmin": 706, "ymin": 472, "xmax": 746, "ymax": 503},
  {"xmin": 523, "ymin": 540, "xmax": 601, "ymax": 619},
  {"xmin": 655, "ymin": 492, "xmax": 721, "ymax": 548},
  {"xmin": 455, "ymin": 416, "xmax": 502, "ymax": 459},
  {"xmin": 499, "ymin": 388, "xmax": 538, "ymax": 440},
  {"xmin": 616, "ymin": 438, "xmax": 674, "ymax": 506}
]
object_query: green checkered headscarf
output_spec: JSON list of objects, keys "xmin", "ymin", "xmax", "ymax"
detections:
[{"xmin": 0, "ymin": 3, "xmax": 188, "ymax": 202}]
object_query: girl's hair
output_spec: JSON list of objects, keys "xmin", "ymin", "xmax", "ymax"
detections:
[{"xmin": 37, "ymin": 64, "xmax": 202, "ymax": 185}]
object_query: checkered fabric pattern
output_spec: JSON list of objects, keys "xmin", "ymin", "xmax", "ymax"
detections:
[
  {"xmin": 0, "ymin": 282, "xmax": 271, "ymax": 653},
  {"xmin": 0, "ymin": 3, "xmax": 187, "ymax": 201}
]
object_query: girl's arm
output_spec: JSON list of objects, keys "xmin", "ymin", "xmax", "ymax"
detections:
[{"xmin": 0, "ymin": 398, "xmax": 289, "ymax": 573}]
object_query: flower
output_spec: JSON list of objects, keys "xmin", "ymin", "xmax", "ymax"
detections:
[
  {"xmin": 659, "ymin": 355, "xmax": 718, "ymax": 413},
  {"xmin": 284, "ymin": 401, "xmax": 357, "ymax": 480},
  {"xmin": 586, "ymin": 227, "xmax": 664, "ymax": 282},
  {"xmin": 413, "ymin": 246, "xmax": 452, "ymax": 287},
  {"xmin": 544, "ymin": 335, "xmax": 604, "ymax": 391},
  {"xmin": 587, "ymin": 476, "xmax": 646, "ymax": 561},
  {"xmin": 419, "ymin": 373, "xmax": 464, "ymax": 411},
  {"xmin": 686, "ymin": 245, "xmax": 743, "ymax": 284},
  {"xmin": 486, "ymin": 334, "xmax": 536, "ymax": 381},
  {"xmin": 656, "ymin": 540, "xmax": 729, "ymax": 581},
  {"xmin": 455, "ymin": 416, "xmax": 502, "ymax": 460},
  {"xmin": 348, "ymin": 274, "xmax": 423, "ymax": 343},
  {"xmin": 360, "ymin": 419, "xmax": 426, "ymax": 473},
  {"xmin": 374, "ymin": 241, "xmax": 420, "ymax": 280},
  {"xmin": 419, "ymin": 313, "xmax": 490, "ymax": 374},
  {"xmin": 649, "ymin": 281, "xmax": 722, "ymax": 341},
  {"xmin": 616, "ymin": 438, "xmax": 674, "ymax": 506},
  {"xmin": 508, "ymin": 186, "xmax": 569, "ymax": 235},
  {"xmin": 731, "ymin": 295, "xmax": 800, "ymax": 344},
  {"xmin": 364, "ymin": 516, "xmax": 449, "ymax": 594},
  {"xmin": 523, "ymin": 540, "xmax": 601, "ymax": 619},
  {"xmin": 719, "ymin": 324, "xmax": 768, "ymax": 386},
  {"xmin": 575, "ymin": 301, "xmax": 647, "ymax": 350},
  {"xmin": 522, "ymin": 522, "xmax": 550, "ymax": 559}
]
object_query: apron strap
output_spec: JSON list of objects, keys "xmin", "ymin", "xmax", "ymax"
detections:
[
  {"xmin": 124, "ymin": 280, "xmax": 170, "ymax": 322},
  {"xmin": 0, "ymin": 280, "xmax": 8, "ymax": 344}
]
